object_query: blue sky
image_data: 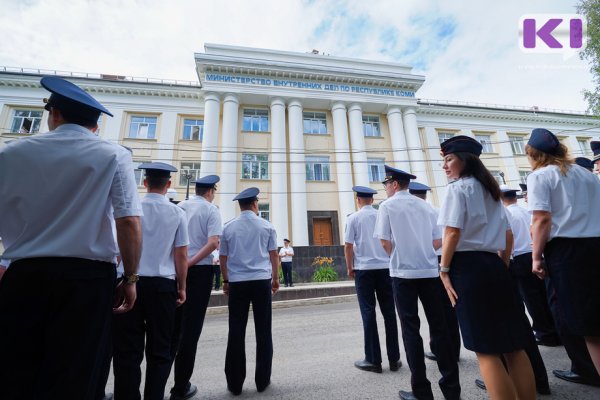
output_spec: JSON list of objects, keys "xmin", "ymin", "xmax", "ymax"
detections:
[{"xmin": 0, "ymin": 0, "xmax": 592, "ymax": 111}]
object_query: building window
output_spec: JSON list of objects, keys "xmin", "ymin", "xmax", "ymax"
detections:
[
  {"xmin": 10, "ymin": 109, "xmax": 43, "ymax": 134},
  {"xmin": 519, "ymin": 171, "xmax": 529, "ymax": 184},
  {"xmin": 509, "ymin": 135, "xmax": 525, "ymax": 155},
  {"xmin": 303, "ymin": 112, "xmax": 327, "ymax": 134},
  {"xmin": 438, "ymin": 132, "xmax": 454, "ymax": 145},
  {"xmin": 259, "ymin": 203, "xmax": 270, "ymax": 221},
  {"xmin": 133, "ymin": 161, "xmax": 146, "ymax": 187},
  {"xmin": 242, "ymin": 109, "xmax": 269, "ymax": 132},
  {"xmin": 475, "ymin": 134, "xmax": 493, "ymax": 153},
  {"xmin": 577, "ymin": 138, "xmax": 592, "ymax": 156},
  {"xmin": 362, "ymin": 115, "xmax": 381, "ymax": 137},
  {"xmin": 179, "ymin": 162, "xmax": 201, "ymax": 186},
  {"xmin": 490, "ymin": 170, "xmax": 504, "ymax": 185},
  {"xmin": 128, "ymin": 116, "xmax": 157, "ymax": 139},
  {"xmin": 242, "ymin": 154, "xmax": 269, "ymax": 180},
  {"xmin": 368, "ymin": 159, "xmax": 386, "ymax": 182},
  {"xmin": 182, "ymin": 119, "xmax": 204, "ymax": 141},
  {"xmin": 306, "ymin": 156, "xmax": 331, "ymax": 181}
]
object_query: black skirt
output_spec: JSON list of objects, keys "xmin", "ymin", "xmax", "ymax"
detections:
[
  {"xmin": 449, "ymin": 251, "xmax": 530, "ymax": 354},
  {"xmin": 544, "ymin": 237, "xmax": 600, "ymax": 336}
]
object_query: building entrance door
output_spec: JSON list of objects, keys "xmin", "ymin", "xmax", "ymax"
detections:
[{"xmin": 313, "ymin": 218, "xmax": 333, "ymax": 246}]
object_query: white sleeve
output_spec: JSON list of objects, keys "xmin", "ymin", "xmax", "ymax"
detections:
[
  {"xmin": 438, "ymin": 185, "xmax": 466, "ymax": 229},
  {"xmin": 527, "ymin": 172, "xmax": 551, "ymax": 212},
  {"xmin": 373, "ymin": 204, "xmax": 391, "ymax": 240}
]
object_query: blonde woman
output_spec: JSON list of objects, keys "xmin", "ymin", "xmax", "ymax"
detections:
[
  {"xmin": 526, "ymin": 128, "xmax": 600, "ymax": 376},
  {"xmin": 438, "ymin": 135, "xmax": 535, "ymax": 400}
]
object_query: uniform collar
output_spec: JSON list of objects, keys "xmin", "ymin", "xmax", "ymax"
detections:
[
  {"xmin": 144, "ymin": 193, "xmax": 169, "ymax": 202},
  {"xmin": 392, "ymin": 189, "xmax": 410, "ymax": 198},
  {"xmin": 240, "ymin": 210, "xmax": 258, "ymax": 218},
  {"xmin": 51, "ymin": 123, "xmax": 96, "ymax": 136},
  {"xmin": 359, "ymin": 205, "xmax": 374, "ymax": 211}
]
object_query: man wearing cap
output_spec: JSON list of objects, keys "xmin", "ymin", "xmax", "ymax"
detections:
[
  {"xmin": 344, "ymin": 186, "xmax": 401, "ymax": 374},
  {"xmin": 374, "ymin": 167, "xmax": 461, "ymax": 400},
  {"xmin": 591, "ymin": 141, "xmax": 600, "ymax": 175},
  {"xmin": 170, "ymin": 175, "xmax": 222, "ymax": 400},
  {"xmin": 408, "ymin": 182, "xmax": 461, "ymax": 365},
  {"xmin": 519, "ymin": 183, "xmax": 528, "ymax": 203},
  {"xmin": 0, "ymin": 76, "xmax": 142, "ymax": 399},
  {"xmin": 112, "ymin": 162, "xmax": 188, "ymax": 400},
  {"xmin": 220, "ymin": 187, "xmax": 279, "ymax": 395},
  {"xmin": 575, "ymin": 157, "xmax": 594, "ymax": 172},
  {"xmin": 278, "ymin": 239, "xmax": 294, "ymax": 287}
]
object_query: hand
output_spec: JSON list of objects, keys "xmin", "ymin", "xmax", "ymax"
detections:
[
  {"xmin": 113, "ymin": 281, "xmax": 137, "ymax": 314},
  {"xmin": 272, "ymin": 279, "xmax": 279, "ymax": 294},
  {"xmin": 223, "ymin": 282, "xmax": 229, "ymax": 296},
  {"xmin": 439, "ymin": 272, "xmax": 458, "ymax": 307},
  {"xmin": 176, "ymin": 288, "xmax": 186, "ymax": 307},
  {"xmin": 347, "ymin": 268, "xmax": 355, "ymax": 279},
  {"xmin": 532, "ymin": 259, "xmax": 546, "ymax": 280}
]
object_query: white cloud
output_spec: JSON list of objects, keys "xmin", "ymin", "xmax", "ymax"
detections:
[{"xmin": 0, "ymin": 0, "xmax": 593, "ymax": 111}]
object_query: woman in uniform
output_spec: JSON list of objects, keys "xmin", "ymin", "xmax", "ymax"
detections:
[
  {"xmin": 527, "ymin": 128, "xmax": 600, "ymax": 376},
  {"xmin": 437, "ymin": 135, "xmax": 535, "ymax": 400}
]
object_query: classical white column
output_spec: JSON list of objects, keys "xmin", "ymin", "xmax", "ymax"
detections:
[
  {"xmin": 402, "ymin": 107, "xmax": 429, "ymax": 184},
  {"xmin": 331, "ymin": 102, "xmax": 356, "ymax": 234},
  {"xmin": 347, "ymin": 103, "xmax": 369, "ymax": 187},
  {"xmin": 219, "ymin": 93, "xmax": 239, "ymax": 222},
  {"xmin": 156, "ymin": 111, "xmax": 176, "ymax": 163},
  {"xmin": 423, "ymin": 126, "xmax": 449, "ymax": 206},
  {"xmin": 199, "ymin": 92, "xmax": 220, "ymax": 176},
  {"xmin": 287, "ymin": 99, "xmax": 309, "ymax": 246},
  {"xmin": 270, "ymin": 98, "xmax": 289, "ymax": 243},
  {"xmin": 386, "ymin": 106, "xmax": 411, "ymax": 172},
  {"xmin": 497, "ymin": 130, "xmax": 520, "ymax": 188}
]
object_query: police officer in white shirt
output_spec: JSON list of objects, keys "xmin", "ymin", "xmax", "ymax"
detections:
[
  {"xmin": 0, "ymin": 76, "xmax": 143, "ymax": 400},
  {"xmin": 344, "ymin": 186, "xmax": 401, "ymax": 374},
  {"xmin": 170, "ymin": 175, "xmax": 222, "ymax": 400},
  {"xmin": 408, "ymin": 182, "xmax": 461, "ymax": 364},
  {"xmin": 527, "ymin": 128, "xmax": 600, "ymax": 376},
  {"xmin": 278, "ymin": 239, "xmax": 294, "ymax": 287},
  {"xmin": 374, "ymin": 167, "xmax": 461, "ymax": 400},
  {"xmin": 220, "ymin": 187, "xmax": 279, "ymax": 396},
  {"xmin": 112, "ymin": 162, "xmax": 188, "ymax": 400}
]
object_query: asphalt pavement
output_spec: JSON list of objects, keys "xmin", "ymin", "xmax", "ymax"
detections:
[{"xmin": 104, "ymin": 298, "xmax": 600, "ymax": 399}]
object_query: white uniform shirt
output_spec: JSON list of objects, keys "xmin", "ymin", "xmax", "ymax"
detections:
[
  {"xmin": 0, "ymin": 124, "xmax": 142, "ymax": 262},
  {"xmin": 278, "ymin": 246, "xmax": 294, "ymax": 262},
  {"xmin": 431, "ymin": 207, "xmax": 443, "ymax": 257},
  {"xmin": 438, "ymin": 177, "xmax": 510, "ymax": 252},
  {"xmin": 178, "ymin": 196, "xmax": 222, "ymax": 265},
  {"xmin": 528, "ymin": 164, "xmax": 600, "ymax": 240},
  {"xmin": 344, "ymin": 205, "xmax": 390, "ymax": 270},
  {"xmin": 373, "ymin": 191, "xmax": 440, "ymax": 279},
  {"xmin": 220, "ymin": 210, "xmax": 277, "ymax": 283},
  {"xmin": 505, "ymin": 204, "xmax": 533, "ymax": 256},
  {"xmin": 138, "ymin": 193, "xmax": 189, "ymax": 279}
]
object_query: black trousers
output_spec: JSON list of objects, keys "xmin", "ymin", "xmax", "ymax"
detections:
[
  {"xmin": 547, "ymin": 278, "xmax": 600, "ymax": 383},
  {"xmin": 171, "ymin": 265, "xmax": 214, "ymax": 395},
  {"xmin": 0, "ymin": 258, "xmax": 115, "ymax": 400},
  {"xmin": 510, "ymin": 253, "xmax": 557, "ymax": 340},
  {"xmin": 392, "ymin": 277, "xmax": 461, "ymax": 400},
  {"xmin": 113, "ymin": 277, "xmax": 177, "ymax": 400},
  {"xmin": 354, "ymin": 269, "xmax": 400, "ymax": 364},
  {"xmin": 281, "ymin": 261, "xmax": 293, "ymax": 286},
  {"xmin": 225, "ymin": 279, "xmax": 273, "ymax": 392},
  {"xmin": 430, "ymin": 256, "xmax": 461, "ymax": 362},
  {"xmin": 213, "ymin": 264, "xmax": 221, "ymax": 289}
]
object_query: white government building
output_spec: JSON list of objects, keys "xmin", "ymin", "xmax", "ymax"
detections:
[{"xmin": 1, "ymin": 43, "xmax": 598, "ymax": 247}]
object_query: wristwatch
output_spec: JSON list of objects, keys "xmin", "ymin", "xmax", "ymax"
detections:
[
  {"xmin": 123, "ymin": 273, "xmax": 139, "ymax": 284},
  {"xmin": 438, "ymin": 265, "xmax": 450, "ymax": 273}
]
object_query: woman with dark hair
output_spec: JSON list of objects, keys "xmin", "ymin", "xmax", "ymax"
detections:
[
  {"xmin": 526, "ymin": 128, "xmax": 600, "ymax": 376},
  {"xmin": 438, "ymin": 135, "xmax": 535, "ymax": 400}
]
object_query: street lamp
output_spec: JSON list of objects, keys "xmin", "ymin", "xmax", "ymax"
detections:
[
  {"xmin": 499, "ymin": 171, "xmax": 506, "ymax": 185},
  {"xmin": 181, "ymin": 167, "xmax": 193, "ymax": 200}
]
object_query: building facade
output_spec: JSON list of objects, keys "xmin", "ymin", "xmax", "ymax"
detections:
[{"xmin": 1, "ymin": 44, "xmax": 598, "ymax": 247}]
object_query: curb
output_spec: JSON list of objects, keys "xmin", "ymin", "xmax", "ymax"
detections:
[{"xmin": 206, "ymin": 294, "xmax": 357, "ymax": 315}]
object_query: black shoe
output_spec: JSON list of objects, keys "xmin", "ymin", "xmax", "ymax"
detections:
[
  {"xmin": 227, "ymin": 385, "xmax": 242, "ymax": 396},
  {"xmin": 354, "ymin": 359, "xmax": 382, "ymax": 373},
  {"xmin": 424, "ymin": 351, "xmax": 437, "ymax": 361},
  {"xmin": 398, "ymin": 390, "xmax": 419, "ymax": 400},
  {"xmin": 257, "ymin": 380, "xmax": 271, "ymax": 392},
  {"xmin": 289, "ymin": 284, "xmax": 294, "ymax": 287},
  {"xmin": 170, "ymin": 384, "xmax": 198, "ymax": 400},
  {"xmin": 389, "ymin": 360, "xmax": 402, "ymax": 371},
  {"xmin": 475, "ymin": 378, "xmax": 486, "ymax": 391},
  {"xmin": 553, "ymin": 369, "xmax": 600, "ymax": 387},
  {"xmin": 535, "ymin": 336, "xmax": 561, "ymax": 347},
  {"xmin": 103, "ymin": 394, "xmax": 113, "ymax": 400},
  {"xmin": 537, "ymin": 382, "xmax": 551, "ymax": 395}
]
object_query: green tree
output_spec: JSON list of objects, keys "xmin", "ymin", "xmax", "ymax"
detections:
[{"xmin": 578, "ymin": 0, "xmax": 600, "ymax": 114}]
